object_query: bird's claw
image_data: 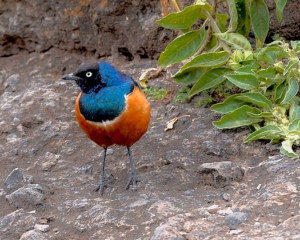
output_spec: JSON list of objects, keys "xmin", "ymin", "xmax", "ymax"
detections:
[
  {"xmin": 94, "ymin": 174, "xmax": 113, "ymax": 196},
  {"xmin": 125, "ymin": 172, "xmax": 140, "ymax": 191}
]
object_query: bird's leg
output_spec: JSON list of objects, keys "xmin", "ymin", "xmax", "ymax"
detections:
[
  {"xmin": 94, "ymin": 148, "xmax": 111, "ymax": 196},
  {"xmin": 125, "ymin": 147, "xmax": 138, "ymax": 191}
]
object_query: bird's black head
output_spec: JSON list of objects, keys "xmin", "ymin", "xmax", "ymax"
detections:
[{"xmin": 61, "ymin": 62, "xmax": 103, "ymax": 93}]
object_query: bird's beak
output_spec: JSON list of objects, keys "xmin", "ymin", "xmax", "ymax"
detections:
[{"xmin": 61, "ymin": 73, "xmax": 82, "ymax": 81}]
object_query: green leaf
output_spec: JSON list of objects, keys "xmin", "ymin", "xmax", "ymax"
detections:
[
  {"xmin": 255, "ymin": 45, "xmax": 290, "ymax": 63},
  {"xmin": 247, "ymin": 112, "xmax": 274, "ymax": 118},
  {"xmin": 281, "ymin": 78, "xmax": 299, "ymax": 104},
  {"xmin": 280, "ymin": 140, "xmax": 298, "ymax": 158},
  {"xmin": 172, "ymin": 68, "xmax": 206, "ymax": 85},
  {"xmin": 179, "ymin": 51, "xmax": 230, "ymax": 72},
  {"xmin": 244, "ymin": 125, "xmax": 282, "ymax": 142},
  {"xmin": 214, "ymin": 32, "xmax": 252, "ymax": 51},
  {"xmin": 274, "ymin": 81, "xmax": 287, "ymax": 103},
  {"xmin": 225, "ymin": 73, "xmax": 259, "ymax": 90},
  {"xmin": 250, "ymin": 0, "xmax": 269, "ymax": 47},
  {"xmin": 236, "ymin": 0, "xmax": 251, "ymax": 36},
  {"xmin": 235, "ymin": 65, "xmax": 254, "ymax": 74},
  {"xmin": 212, "ymin": 105, "xmax": 262, "ymax": 129},
  {"xmin": 289, "ymin": 118, "xmax": 300, "ymax": 131},
  {"xmin": 158, "ymin": 28, "xmax": 206, "ymax": 68},
  {"xmin": 157, "ymin": 5, "xmax": 202, "ymax": 30},
  {"xmin": 275, "ymin": 0, "xmax": 287, "ymax": 22},
  {"xmin": 216, "ymin": 13, "xmax": 229, "ymax": 32},
  {"xmin": 291, "ymin": 41, "xmax": 300, "ymax": 52},
  {"xmin": 257, "ymin": 66, "xmax": 277, "ymax": 78},
  {"xmin": 283, "ymin": 60, "xmax": 298, "ymax": 76},
  {"xmin": 290, "ymin": 103, "xmax": 300, "ymax": 123},
  {"xmin": 211, "ymin": 94, "xmax": 246, "ymax": 114},
  {"xmin": 235, "ymin": 92, "xmax": 273, "ymax": 109},
  {"xmin": 227, "ymin": 0, "xmax": 238, "ymax": 32},
  {"xmin": 189, "ymin": 68, "xmax": 231, "ymax": 97}
]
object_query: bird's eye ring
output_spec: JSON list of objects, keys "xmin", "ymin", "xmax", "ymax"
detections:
[{"xmin": 86, "ymin": 72, "xmax": 93, "ymax": 77}]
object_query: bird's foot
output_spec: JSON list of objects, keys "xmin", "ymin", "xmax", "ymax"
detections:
[
  {"xmin": 125, "ymin": 172, "xmax": 140, "ymax": 191},
  {"xmin": 94, "ymin": 174, "xmax": 113, "ymax": 196}
]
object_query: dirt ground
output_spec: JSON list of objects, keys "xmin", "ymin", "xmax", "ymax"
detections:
[{"xmin": 0, "ymin": 49, "xmax": 300, "ymax": 239}]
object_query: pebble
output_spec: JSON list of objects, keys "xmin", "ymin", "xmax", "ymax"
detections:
[
  {"xmin": 230, "ymin": 229, "xmax": 243, "ymax": 235},
  {"xmin": 218, "ymin": 207, "xmax": 233, "ymax": 216},
  {"xmin": 207, "ymin": 204, "xmax": 219, "ymax": 214},
  {"xmin": 73, "ymin": 198, "xmax": 90, "ymax": 209},
  {"xmin": 34, "ymin": 224, "xmax": 50, "ymax": 232},
  {"xmin": 0, "ymin": 189, "xmax": 6, "ymax": 197},
  {"xmin": 254, "ymin": 222, "xmax": 261, "ymax": 228},
  {"xmin": 225, "ymin": 212, "xmax": 249, "ymax": 230},
  {"xmin": 198, "ymin": 161, "xmax": 245, "ymax": 188},
  {"xmin": 222, "ymin": 193, "xmax": 231, "ymax": 201},
  {"xmin": 20, "ymin": 229, "xmax": 48, "ymax": 240},
  {"xmin": 129, "ymin": 199, "xmax": 149, "ymax": 208}
]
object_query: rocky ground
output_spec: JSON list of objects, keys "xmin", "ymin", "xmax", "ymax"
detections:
[{"xmin": 0, "ymin": 49, "xmax": 300, "ymax": 240}]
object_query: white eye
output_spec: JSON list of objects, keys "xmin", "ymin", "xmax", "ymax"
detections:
[{"xmin": 86, "ymin": 71, "xmax": 93, "ymax": 77}]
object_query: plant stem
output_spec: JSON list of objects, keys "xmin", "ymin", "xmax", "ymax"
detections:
[
  {"xmin": 170, "ymin": 0, "xmax": 182, "ymax": 12},
  {"xmin": 204, "ymin": 10, "xmax": 231, "ymax": 53}
]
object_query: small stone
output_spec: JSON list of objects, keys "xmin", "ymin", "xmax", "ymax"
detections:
[
  {"xmin": 222, "ymin": 193, "xmax": 231, "ymax": 201},
  {"xmin": 218, "ymin": 207, "xmax": 233, "ymax": 216},
  {"xmin": 230, "ymin": 229, "xmax": 243, "ymax": 235},
  {"xmin": 106, "ymin": 148, "xmax": 114, "ymax": 155},
  {"xmin": 41, "ymin": 152, "xmax": 61, "ymax": 171},
  {"xmin": 198, "ymin": 161, "xmax": 245, "ymax": 188},
  {"xmin": 20, "ymin": 229, "xmax": 47, "ymax": 240},
  {"xmin": 34, "ymin": 224, "xmax": 50, "ymax": 232},
  {"xmin": 225, "ymin": 212, "xmax": 249, "ymax": 230},
  {"xmin": 183, "ymin": 190, "xmax": 194, "ymax": 196},
  {"xmin": 129, "ymin": 199, "xmax": 149, "ymax": 208},
  {"xmin": 207, "ymin": 204, "xmax": 219, "ymax": 214},
  {"xmin": 254, "ymin": 222, "xmax": 261, "ymax": 228},
  {"xmin": 13, "ymin": 117, "xmax": 20, "ymax": 125},
  {"xmin": 0, "ymin": 189, "xmax": 6, "ymax": 197},
  {"xmin": 72, "ymin": 198, "xmax": 89, "ymax": 209}
]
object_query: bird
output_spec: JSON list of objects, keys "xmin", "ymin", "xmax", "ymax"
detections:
[{"xmin": 61, "ymin": 62, "xmax": 151, "ymax": 196}]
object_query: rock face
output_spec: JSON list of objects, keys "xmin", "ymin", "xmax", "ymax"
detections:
[
  {"xmin": 0, "ymin": 0, "xmax": 300, "ymax": 58},
  {"xmin": 0, "ymin": 0, "xmax": 176, "ymax": 59}
]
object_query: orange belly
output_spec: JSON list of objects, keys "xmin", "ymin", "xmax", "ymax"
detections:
[{"xmin": 75, "ymin": 86, "xmax": 151, "ymax": 148}]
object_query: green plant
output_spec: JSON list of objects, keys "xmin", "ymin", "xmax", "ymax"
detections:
[
  {"xmin": 144, "ymin": 87, "xmax": 168, "ymax": 100},
  {"xmin": 157, "ymin": 0, "xmax": 300, "ymax": 158},
  {"xmin": 173, "ymin": 86, "xmax": 191, "ymax": 103}
]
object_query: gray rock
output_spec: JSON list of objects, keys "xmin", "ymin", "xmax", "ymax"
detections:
[
  {"xmin": 225, "ymin": 212, "xmax": 249, "ymax": 230},
  {"xmin": 34, "ymin": 224, "xmax": 50, "ymax": 233},
  {"xmin": 20, "ymin": 229, "xmax": 48, "ymax": 240},
  {"xmin": 198, "ymin": 161, "xmax": 245, "ymax": 187},
  {"xmin": 0, "ymin": 209, "xmax": 37, "ymax": 238},
  {"xmin": 4, "ymin": 74, "xmax": 20, "ymax": 90},
  {"xmin": 4, "ymin": 168, "xmax": 33, "ymax": 193},
  {"xmin": 6, "ymin": 184, "xmax": 44, "ymax": 208}
]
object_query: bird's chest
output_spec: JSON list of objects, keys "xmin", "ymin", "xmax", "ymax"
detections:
[{"xmin": 78, "ymin": 89, "xmax": 127, "ymax": 123}]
